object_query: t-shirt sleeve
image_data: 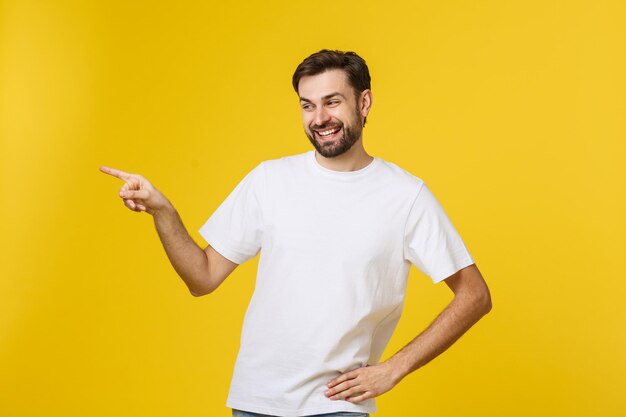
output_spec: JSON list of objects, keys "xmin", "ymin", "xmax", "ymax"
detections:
[
  {"xmin": 403, "ymin": 183, "xmax": 474, "ymax": 283},
  {"xmin": 198, "ymin": 163, "xmax": 265, "ymax": 264}
]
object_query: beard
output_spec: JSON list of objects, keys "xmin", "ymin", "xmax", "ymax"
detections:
[{"xmin": 305, "ymin": 107, "xmax": 363, "ymax": 158}]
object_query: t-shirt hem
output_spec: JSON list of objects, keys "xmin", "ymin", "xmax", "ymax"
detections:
[{"xmin": 226, "ymin": 398, "xmax": 376, "ymax": 417}]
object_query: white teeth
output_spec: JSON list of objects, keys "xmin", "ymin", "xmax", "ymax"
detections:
[{"xmin": 318, "ymin": 127, "xmax": 340, "ymax": 136}]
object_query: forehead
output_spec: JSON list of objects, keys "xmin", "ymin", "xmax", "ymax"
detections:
[{"xmin": 298, "ymin": 69, "xmax": 354, "ymax": 100}]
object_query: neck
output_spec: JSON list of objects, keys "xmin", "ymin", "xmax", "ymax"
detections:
[{"xmin": 314, "ymin": 139, "xmax": 373, "ymax": 172}]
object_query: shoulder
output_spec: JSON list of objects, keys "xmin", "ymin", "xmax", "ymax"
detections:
[
  {"xmin": 259, "ymin": 151, "xmax": 310, "ymax": 171},
  {"xmin": 254, "ymin": 152, "xmax": 311, "ymax": 183},
  {"xmin": 240, "ymin": 152, "xmax": 306, "ymax": 179},
  {"xmin": 375, "ymin": 157, "xmax": 426, "ymax": 191}
]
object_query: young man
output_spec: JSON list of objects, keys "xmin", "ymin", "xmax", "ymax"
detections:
[{"xmin": 101, "ymin": 50, "xmax": 491, "ymax": 417}]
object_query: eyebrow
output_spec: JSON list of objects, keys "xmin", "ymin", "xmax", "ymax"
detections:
[{"xmin": 299, "ymin": 92, "xmax": 347, "ymax": 103}]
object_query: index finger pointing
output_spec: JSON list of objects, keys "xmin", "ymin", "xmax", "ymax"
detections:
[{"xmin": 100, "ymin": 166, "xmax": 132, "ymax": 181}]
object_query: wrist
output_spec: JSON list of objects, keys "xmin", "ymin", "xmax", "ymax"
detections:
[
  {"xmin": 384, "ymin": 355, "xmax": 411, "ymax": 384},
  {"xmin": 151, "ymin": 200, "xmax": 175, "ymax": 218}
]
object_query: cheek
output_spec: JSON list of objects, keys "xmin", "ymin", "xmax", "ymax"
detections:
[{"xmin": 303, "ymin": 116, "xmax": 322, "ymax": 130}]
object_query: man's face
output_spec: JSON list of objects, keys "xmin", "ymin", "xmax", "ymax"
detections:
[{"xmin": 298, "ymin": 69, "xmax": 367, "ymax": 158}]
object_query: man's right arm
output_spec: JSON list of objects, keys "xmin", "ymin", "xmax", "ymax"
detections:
[
  {"xmin": 100, "ymin": 166, "xmax": 237, "ymax": 296},
  {"xmin": 153, "ymin": 204, "xmax": 238, "ymax": 296}
]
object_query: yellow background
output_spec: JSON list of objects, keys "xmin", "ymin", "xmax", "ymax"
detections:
[{"xmin": 1, "ymin": 1, "xmax": 625, "ymax": 416}]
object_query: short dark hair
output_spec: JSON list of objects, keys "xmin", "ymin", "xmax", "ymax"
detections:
[{"xmin": 292, "ymin": 49, "xmax": 371, "ymax": 96}]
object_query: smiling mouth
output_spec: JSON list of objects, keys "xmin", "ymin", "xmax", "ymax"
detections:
[{"xmin": 314, "ymin": 126, "xmax": 341, "ymax": 140}]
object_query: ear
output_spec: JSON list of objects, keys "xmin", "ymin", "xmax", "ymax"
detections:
[{"xmin": 359, "ymin": 89, "xmax": 373, "ymax": 119}]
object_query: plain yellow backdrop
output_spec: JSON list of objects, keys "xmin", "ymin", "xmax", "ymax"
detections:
[{"xmin": 1, "ymin": 1, "xmax": 625, "ymax": 416}]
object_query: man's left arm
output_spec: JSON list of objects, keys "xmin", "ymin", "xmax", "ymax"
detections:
[{"xmin": 325, "ymin": 263, "xmax": 492, "ymax": 403}]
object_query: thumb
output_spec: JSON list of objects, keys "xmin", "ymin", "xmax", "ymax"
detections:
[{"xmin": 120, "ymin": 189, "xmax": 150, "ymax": 200}]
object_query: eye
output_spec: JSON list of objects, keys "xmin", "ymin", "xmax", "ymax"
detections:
[
  {"xmin": 327, "ymin": 100, "xmax": 340, "ymax": 106},
  {"xmin": 301, "ymin": 103, "xmax": 314, "ymax": 111}
]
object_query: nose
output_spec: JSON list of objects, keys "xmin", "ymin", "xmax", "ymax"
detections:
[{"xmin": 313, "ymin": 107, "xmax": 332, "ymax": 127}]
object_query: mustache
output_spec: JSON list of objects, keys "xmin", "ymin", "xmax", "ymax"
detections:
[{"xmin": 310, "ymin": 122, "xmax": 343, "ymax": 130}]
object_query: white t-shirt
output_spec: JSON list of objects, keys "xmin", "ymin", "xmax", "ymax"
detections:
[{"xmin": 199, "ymin": 151, "xmax": 474, "ymax": 416}]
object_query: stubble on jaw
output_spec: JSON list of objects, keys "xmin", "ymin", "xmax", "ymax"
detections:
[{"xmin": 305, "ymin": 106, "xmax": 363, "ymax": 158}]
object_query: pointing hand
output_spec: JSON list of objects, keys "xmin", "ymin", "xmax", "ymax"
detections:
[{"xmin": 100, "ymin": 166, "xmax": 171, "ymax": 215}]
